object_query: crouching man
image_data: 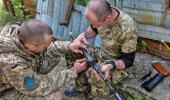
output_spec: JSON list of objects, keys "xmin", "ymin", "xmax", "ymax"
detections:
[{"xmin": 0, "ymin": 19, "xmax": 87, "ymax": 100}]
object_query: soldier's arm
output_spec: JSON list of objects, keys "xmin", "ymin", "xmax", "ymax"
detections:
[
  {"xmin": 48, "ymin": 40, "xmax": 71, "ymax": 55},
  {"xmin": 0, "ymin": 53, "xmax": 77, "ymax": 96},
  {"xmin": 119, "ymin": 29, "xmax": 137, "ymax": 69}
]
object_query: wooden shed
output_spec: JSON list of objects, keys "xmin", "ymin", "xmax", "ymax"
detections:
[{"xmin": 36, "ymin": 0, "xmax": 170, "ymax": 59}]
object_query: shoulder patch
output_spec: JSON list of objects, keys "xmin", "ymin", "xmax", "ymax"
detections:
[{"xmin": 24, "ymin": 75, "xmax": 36, "ymax": 89}]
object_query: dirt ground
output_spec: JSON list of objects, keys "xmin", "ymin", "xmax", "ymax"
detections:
[{"xmin": 125, "ymin": 53, "xmax": 170, "ymax": 100}]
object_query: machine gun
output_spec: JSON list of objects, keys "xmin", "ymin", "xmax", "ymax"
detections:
[{"xmin": 69, "ymin": 32, "xmax": 122, "ymax": 100}]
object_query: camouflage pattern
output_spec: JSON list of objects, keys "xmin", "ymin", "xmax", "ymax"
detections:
[
  {"xmin": 97, "ymin": 8, "xmax": 137, "ymax": 59},
  {"xmin": 0, "ymin": 22, "xmax": 77, "ymax": 99},
  {"xmin": 90, "ymin": 7, "xmax": 137, "ymax": 99},
  {"xmin": 76, "ymin": 7, "xmax": 137, "ymax": 99}
]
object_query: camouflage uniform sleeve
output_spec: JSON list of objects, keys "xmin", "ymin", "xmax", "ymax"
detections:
[
  {"xmin": 48, "ymin": 40, "xmax": 82, "ymax": 66},
  {"xmin": 120, "ymin": 17, "xmax": 138, "ymax": 53},
  {"xmin": 48, "ymin": 40, "xmax": 71, "ymax": 55},
  {"xmin": 121, "ymin": 32, "xmax": 137, "ymax": 53},
  {"xmin": 0, "ymin": 53, "xmax": 77, "ymax": 96}
]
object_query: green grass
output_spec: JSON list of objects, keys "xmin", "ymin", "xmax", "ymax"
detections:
[
  {"xmin": 0, "ymin": 0, "xmax": 34, "ymax": 26},
  {"xmin": 0, "ymin": 3, "xmax": 16, "ymax": 26}
]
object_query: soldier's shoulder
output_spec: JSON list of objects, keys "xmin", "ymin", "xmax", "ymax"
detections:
[
  {"xmin": 0, "ymin": 22, "xmax": 21, "ymax": 52},
  {"xmin": 1, "ymin": 21, "xmax": 21, "ymax": 37},
  {"xmin": 118, "ymin": 11, "xmax": 137, "ymax": 33},
  {"xmin": 1, "ymin": 21, "xmax": 21, "ymax": 32},
  {"xmin": 6, "ymin": 21, "xmax": 22, "ymax": 26}
]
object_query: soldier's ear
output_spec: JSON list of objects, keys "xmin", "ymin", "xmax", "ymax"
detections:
[
  {"xmin": 24, "ymin": 43, "xmax": 36, "ymax": 51},
  {"xmin": 105, "ymin": 14, "xmax": 112, "ymax": 22},
  {"xmin": 28, "ymin": 46, "xmax": 36, "ymax": 51}
]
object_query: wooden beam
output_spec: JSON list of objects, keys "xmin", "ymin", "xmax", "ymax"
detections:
[{"xmin": 59, "ymin": 0, "xmax": 75, "ymax": 26}]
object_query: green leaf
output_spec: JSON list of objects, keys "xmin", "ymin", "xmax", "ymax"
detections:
[{"xmin": 127, "ymin": 96, "xmax": 133, "ymax": 100}]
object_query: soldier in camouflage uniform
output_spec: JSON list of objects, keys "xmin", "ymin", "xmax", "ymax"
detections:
[
  {"xmin": 0, "ymin": 19, "xmax": 87, "ymax": 100},
  {"xmin": 66, "ymin": 0, "xmax": 138, "ymax": 99}
]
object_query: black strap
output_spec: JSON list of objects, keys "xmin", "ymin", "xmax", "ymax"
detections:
[{"xmin": 90, "ymin": 25, "xmax": 98, "ymax": 34}]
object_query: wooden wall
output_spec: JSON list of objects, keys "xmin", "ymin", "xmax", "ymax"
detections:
[
  {"xmin": 36, "ymin": 0, "xmax": 89, "ymax": 41},
  {"xmin": 36, "ymin": 0, "xmax": 170, "ymax": 59},
  {"xmin": 36, "ymin": 0, "xmax": 170, "ymax": 43},
  {"xmin": 117, "ymin": 0, "xmax": 170, "ymax": 43}
]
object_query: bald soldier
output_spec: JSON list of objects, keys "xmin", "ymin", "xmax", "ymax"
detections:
[
  {"xmin": 0, "ymin": 19, "xmax": 87, "ymax": 99},
  {"xmin": 65, "ymin": 0, "xmax": 137, "ymax": 99}
]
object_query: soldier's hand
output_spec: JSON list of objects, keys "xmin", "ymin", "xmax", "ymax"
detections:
[
  {"xmin": 92, "ymin": 64, "xmax": 112, "ymax": 80},
  {"xmin": 76, "ymin": 32, "xmax": 88, "ymax": 45},
  {"xmin": 92, "ymin": 69, "xmax": 101, "ymax": 80},
  {"xmin": 101, "ymin": 64, "xmax": 113, "ymax": 79},
  {"xmin": 115, "ymin": 60, "xmax": 125, "ymax": 69},
  {"xmin": 73, "ymin": 58, "xmax": 87, "ymax": 73},
  {"xmin": 69, "ymin": 32, "xmax": 88, "ymax": 54},
  {"xmin": 69, "ymin": 42, "xmax": 87, "ymax": 54}
]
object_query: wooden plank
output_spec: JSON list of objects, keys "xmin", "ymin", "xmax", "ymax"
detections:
[
  {"xmin": 71, "ymin": 10, "xmax": 82, "ymax": 38},
  {"xmin": 140, "ymin": 0, "xmax": 165, "ymax": 4},
  {"xmin": 63, "ymin": 20, "xmax": 73, "ymax": 41},
  {"xmin": 79, "ymin": 15, "xmax": 89, "ymax": 33},
  {"xmin": 79, "ymin": 16, "xmax": 89, "ymax": 33},
  {"xmin": 45, "ymin": 0, "xmax": 55, "ymax": 26},
  {"xmin": 57, "ymin": 0, "xmax": 67, "ymax": 39},
  {"xmin": 36, "ymin": 0, "xmax": 42, "ymax": 20},
  {"xmin": 63, "ymin": 10, "xmax": 74, "ymax": 41},
  {"xmin": 41, "ymin": 0, "xmax": 48, "ymax": 22},
  {"xmin": 115, "ymin": 0, "xmax": 122, "ymax": 9},
  {"xmin": 122, "ymin": 0, "xmax": 166, "ymax": 12},
  {"xmin": 108, "ymin": 0, "xmax": 116, "ymax": 6},
  {"xmin": 62, "ymin": 4, "xmax": 83, "ymax": 41},
  {"xmin": 138, "ymin": 24, "xmax": 170, "ymax": 43},
  {"xmin": 78, "ymin": 4, "xmax": 89, "ymax": 33},
  {"xmin": 51, "ymin": 0, "xmax": 61, "ymax": 38},
  {"xmin": 122, "ymin": 7, "xmax": 170, "ymax": 27}
]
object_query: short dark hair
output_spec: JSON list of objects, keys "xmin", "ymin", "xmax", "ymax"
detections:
[
  {"xmin": 18, "ymin": 19, "xmax": 52, "ymax": 45},
  {"xmin": 86, "ymin": 0, "xmax": 112, "ymax": 21}
]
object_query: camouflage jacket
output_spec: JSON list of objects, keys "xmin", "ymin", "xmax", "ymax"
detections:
[
  {"xmin": 96, "ymin": 7, "xmax": 137, "ymax": 60},
  {"xmin": 0, "ymin": 22, "xmax": 77, "ymax": 96}
]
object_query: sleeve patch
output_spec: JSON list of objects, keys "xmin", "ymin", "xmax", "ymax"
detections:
[{"xmin": 24, "ymin": 75, "xmax": 36, "ymax": 89}]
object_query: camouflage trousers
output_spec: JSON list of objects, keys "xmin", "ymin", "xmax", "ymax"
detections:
[
  {"xmin": 73, "ymin": 47, "xmax": 129, "ymax": 100},
  {"xmin": 75, "ymin": 67, "xmax": 129, "ymax": 100}
]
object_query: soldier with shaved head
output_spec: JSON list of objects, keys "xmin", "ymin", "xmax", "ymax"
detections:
[
  {"xmin": 66, "ymin": 0, "xmax": 138, "ymax": 99},
  {"xmin": 0, "ymin": 19, "xmax": 87, "ymax": 99}
]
